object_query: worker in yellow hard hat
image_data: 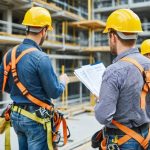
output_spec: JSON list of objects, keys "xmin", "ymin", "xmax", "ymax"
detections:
[
  {"xmin": 0, "ymin": 7, "xmax": 69, "ymax": 150},
  {"xmin": 94, "ymin": 9, "xmax": 150, "ymax": 150},
  {"xmin": 22, "ymin": 7, "xmax": 53, "ymax": 45},
  {"xmin": 140, "ymin": 39, "xmax": 150, "ymax": 59}
]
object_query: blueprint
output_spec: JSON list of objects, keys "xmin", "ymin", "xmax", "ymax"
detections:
[{"xmin": 74, "ymin": 62, "xmax": 106, "ymax": 97}]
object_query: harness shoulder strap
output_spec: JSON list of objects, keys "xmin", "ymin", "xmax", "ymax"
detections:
[
  {"xmin": 10, "ymin": 46, "xmax": 69, "ymax": 145},
  {"xmin": 121, "ymin": 57, "xmax": 144, "ymax": 73},
  {"xmin": 11, "ymin": 46, "xmax": 53, "ymax": 111},
  {"xmin": 2, "ymin": 45, "xmax": 37, "ymax": 92},
  {"xmin": 121, "ymin": 57, "xmax": 147, "ymax": 110}
]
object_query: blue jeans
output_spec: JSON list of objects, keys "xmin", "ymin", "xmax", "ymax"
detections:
[
  {"xmin": 10, "ymin": 106, "xmax": 49, "ymax": 150},
  {"xmin": 107, "ymin": 128, "xmax": 150, "ymax": 150}
]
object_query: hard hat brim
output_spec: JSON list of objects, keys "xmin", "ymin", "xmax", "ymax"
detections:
[
  {"xmin": 103, "ymin": 28, "xmax": 108, "ymax": 33},
  {"xmin": 48, "ymin": 26, "xmax": 53, "ymax": 31}
]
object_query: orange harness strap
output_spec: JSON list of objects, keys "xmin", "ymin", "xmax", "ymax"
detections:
[
  {"xmin": 121, "ymin": 57, "xmax": 147, "ymax": 110},
  {"xmin": 100, "ymin": 58, "xmax": 150, "ymax": 149},
  {"xmin": 2, "ymin": 46, "xmax": 38, "ymax": 92},
  {"xmin": 9, "ymin": 46, "xmax": 68, "ymax": 145},
  {"xmin": 11, "ymin": 46, "xmax": 54, "ymax": 111},
  {"xmin": 112, "ymin": 120, "xmax": 150, "ymax": 149},
  {"xmin": 101, "ymin": 138, "xmax": 107, "ymax": 150},
  {"xmin": 52, "ymin": 112, "xmax": 68, "ymax": 145},
  {"xmin": 2, "ymin": 51, "xmax": 10, "ymax": 92},
  {"xmin": 121, "ymin": 57, "xmax": 144, "ymax": 72}
]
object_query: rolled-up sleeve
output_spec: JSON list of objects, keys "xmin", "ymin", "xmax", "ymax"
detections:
[
  {"xmin": 95, "ymin": 68, "xmax": 120, "ymax": 125},
  {"xmin": 37, "ymin": 56, "xmax": 65, "ymax": 99}
]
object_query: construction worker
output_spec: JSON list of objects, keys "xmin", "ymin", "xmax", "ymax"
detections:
[
  {"xmin": 141, "ymin": 39, "xmax": 150, "ymax": 59},
  {"xmin": 0, "ymin": 7, "xmax": 69, "ymax": 150},
  {"xmin": 95, "ymin": 9, "xmax": 150, "ymax": 149}
]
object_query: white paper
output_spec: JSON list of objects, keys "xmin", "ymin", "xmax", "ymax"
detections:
[{"xmin": 74, "ymin": 62, "xmax": 106, "ymax": 97}]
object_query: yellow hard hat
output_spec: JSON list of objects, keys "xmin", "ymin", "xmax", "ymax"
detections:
[
  {"xmin": 22, "ymin": 7, "xmax": 53, "ymax": 31},
  {"xmin": 140, "ymin": 39, "xmax": 150, "ymax": 55},
  {"xmin": 103, "ymin": 9, "xmax": 143, "ymax": 33}
]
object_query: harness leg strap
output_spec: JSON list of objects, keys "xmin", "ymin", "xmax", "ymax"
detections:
[{"xmin": 46, "ymin": 121, "xmax": 53, "ymax": 150}]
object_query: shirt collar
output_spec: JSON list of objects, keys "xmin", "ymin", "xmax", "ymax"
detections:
[
  {"xmin": 113, "ymin": 47, "xmax": 139, "ymax": 63},
  {"xmin": 23, "ymin": 38, "xmax": 43, "ymax": 51}
]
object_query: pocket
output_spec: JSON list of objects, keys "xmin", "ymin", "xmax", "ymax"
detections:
[
  {"xmin": 26, "ymin": 122, "xmax": 46, "ymax": 142},
  {"xmin": 91, "ymin": 129, "xmax": 103, "ymax": 148},
  {"xmin": 120, "ymin": 139, "xmax": 140, "ymax": 150}
]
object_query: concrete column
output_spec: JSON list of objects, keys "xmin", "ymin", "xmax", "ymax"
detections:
[
  {"xmin": 88, "ymin": 29, "xmax": 92, "ymax": 47},
  {"xmin": 79, "ymin": 60, "xmax": 83, "ymax": 104},
  {"xmin": 128, "ymin": 0, "xmax": 133, "ymax": 5},
  {"xmin": 112, "ymin": 0, "xmax": 115, "ymax": 6},
  {"xmin": 143, "ymin": 18, "xmax": 148, "ymax": 31},
  {"xmin": 6, "ymin": 9, "xmax": 12, "ymax": 34},
  {"xmin": 92, "ymin": 30, "xmax": 95, "ymax": 47},
  {"xmin": 50, "ymin": 22, "xmax": 56, "ymax": 41}
]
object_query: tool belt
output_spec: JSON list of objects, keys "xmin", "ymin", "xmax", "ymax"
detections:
[
  {"xmin": 11, "ymin": 105, "xmax": 54, "ymax": 149},
  {"xmin": 105, "ymin": 123, "xmax": 149, "ymax": 135},
  {"xmin": 12, "ymin": 104, "xmax": 70, "ymax": 146},
  {"xmin": 0, "ymin": 104, "xmax": 11, "ymax": 134},
  {"xmin": 91, "ymin": 120, "xmax": 150, "ymax": 150},
  {"xmin": 0, "ymin": 104, "xmax": 11, "ymax": 150},
  {"xmin": 91, "ymin": 128, "xmax": 107, "ymax": 150}
]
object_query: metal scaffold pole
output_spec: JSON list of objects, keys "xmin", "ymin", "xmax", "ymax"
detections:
[{"xmin": 61, "ymin": 65, "xmax": 65, "ymax": 106}]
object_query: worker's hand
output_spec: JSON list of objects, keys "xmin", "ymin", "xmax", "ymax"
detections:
[
  {"xmin": 96, "ymin": 96, "xmax": 100, "ymax": 102},
  {"xmin": 59, "ymin": 73, "xmax": 70, "ymax": 85}
]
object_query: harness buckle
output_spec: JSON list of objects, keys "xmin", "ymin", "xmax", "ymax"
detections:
[
  {"xmin": 22, "ymin": 89, "xmax": 28, "ymax": 96},
  {"xmin": 11, "ymin": 68, "xmax": 16, "ymax": 73},
  {"xmin": 35, "ymin": 107, "xmax": 53, "ymax": 119},
  {"xmin": 108, "ymin": 143, "xmax": 120, "ymax": 150},
  {"xmin": 4, "ymin": 70, "xmax": 8, "ymax": 76},
  {"xmin": 13, "ymin": 76, "xmax": 19, "ymax": 83}
]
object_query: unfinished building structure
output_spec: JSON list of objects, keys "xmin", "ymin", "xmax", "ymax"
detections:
[
  {"xmin": 94, "ymin": 0, "xmax": 150, "ymax": 48},
  {"xmin": 0, "ymin": 0, "xmax": 108, "ymax": 107}
]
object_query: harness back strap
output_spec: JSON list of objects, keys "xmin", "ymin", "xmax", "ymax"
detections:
[
  {"xmin": 112, "ymin": 119, "xmax": 150, "ymax": 149},
  {"xmin": 11, "ymin": 46, "xmax": 54, "ymax": 111},
  {"xmin": 2, "ymin": 46, "xmax": 38, "ymax": 92},
  {"xmin": 121, "ymin": 57, "xmax": 147, "ymax": 110},
  {"xmin": 121, "ymin": 57, "xmax": 144, "ymax": 72},
  {"xmin": 9, "ymin": 46, "xmax": 69, "ymax": 145}
]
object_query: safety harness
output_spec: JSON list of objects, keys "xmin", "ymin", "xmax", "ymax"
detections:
[
  {"xmin": 93, "ymin": 57, "xmax": 150, "ymax": 150},
  {"xmin": 2, "ymin": 45, "xmax": 70, "ymax": 150}
]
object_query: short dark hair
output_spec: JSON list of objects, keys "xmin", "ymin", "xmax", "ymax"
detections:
[
  {"xmin": 26, "ymin": 26, "xmax": 48, "ymax": 35},
  {"xmin": 109, "ymin": 30, "xmax": 136, "ymax": 47}
]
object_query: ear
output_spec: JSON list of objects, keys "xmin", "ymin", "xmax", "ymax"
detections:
[
  {"xmin": 110, "ymin": 33, "xmax": 115, "ymax": 43},
  {"xmin": 41, "ymin": 28, "xmax": 46, "ymax": 36},
  {"xmin": 112, "ymin": 33, "xmax": 119, "ymax": 44}
]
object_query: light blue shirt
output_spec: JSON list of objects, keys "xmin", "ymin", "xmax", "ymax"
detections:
[{"xmin": 95, "ymin": 48, "xmax": 150, "ymax": 128}]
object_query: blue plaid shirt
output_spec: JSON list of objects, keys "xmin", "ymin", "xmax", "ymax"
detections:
[
  {"xmin": 0, "ymin": 39, "xmax": 65, "ymax": 104},
  {"xmin": 95, "ymin": 48, "xmax": 150, "ymax": 128}
]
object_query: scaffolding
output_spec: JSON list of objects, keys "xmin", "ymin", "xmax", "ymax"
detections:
[{"xmin": 0, "ymin": 0, "xmax": 109, "ymax": 109}]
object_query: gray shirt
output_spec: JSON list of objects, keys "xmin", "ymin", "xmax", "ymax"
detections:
[{"xmin": 95, "ymin": 48, "xmax": 150, "ymax": 128}]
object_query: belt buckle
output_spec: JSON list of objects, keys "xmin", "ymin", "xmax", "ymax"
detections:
[{"xmin": 108, "ymin": 143, "xmax": 120, "ymax": 150}]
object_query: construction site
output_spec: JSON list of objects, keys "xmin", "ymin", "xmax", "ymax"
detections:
[{"xmin": 0, "ymin": 0, "xmax": 150, "ymax": 150}]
